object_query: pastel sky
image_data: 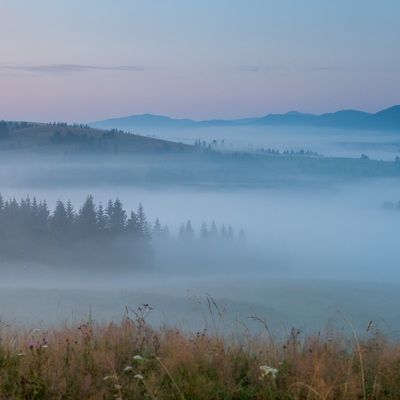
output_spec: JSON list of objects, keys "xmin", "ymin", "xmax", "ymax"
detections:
[{"xmin": 1, "ymin": 1, "xmax": 399, "ymax": 123}]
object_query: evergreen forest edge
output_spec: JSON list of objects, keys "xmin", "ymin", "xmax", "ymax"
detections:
[{"xmin": 0, "ymin": 193, "xmax": 247, "ymax": 273}]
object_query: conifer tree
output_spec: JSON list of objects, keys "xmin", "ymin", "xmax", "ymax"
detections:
[
  {"xmin": 126, "ymin": 210, "xmax": 139, "ymax": 235},
  {"xmin": 65, "ymin": 199, "xmax": 76, "ymax": 236},
  {"xmin": 36, "ymin": 200, "xmax": 50, "ymax": 236},
  {"xmin": 107, "ymin": 198, "xmax": 126, "ymax": 236},
  {"xmin": 136, "ymin": 203, "xmax": 150, "ymax": 238},
  {"xmin": 200, "ymin": 222, "xmax": 208, "ymax": 242},
  {"xmin": 210, "ymin": 220, "xmax": 218, "ymax": 239},
  {"xmin": 153, "ymin": 217, "xmax": 162, "ymax": 234},
  {"xmin": 50, "ymin": 200, "xmax": 68, "ymax": 239},
  {"xmin": 96, "ymin": 202, "xmax": 107, "ymax": 235},
  {"xmin": 77, "ymin": 195, "xmax": 98, "ymax": 237}
]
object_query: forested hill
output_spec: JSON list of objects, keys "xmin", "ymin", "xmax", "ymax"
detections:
[
  {"xmin": 0, "ymin": 122, "xmax": 195, "ymax": 156},
  {"xmin": 1, "ymin": 120, "xmax": 400, "ymax": 189}
]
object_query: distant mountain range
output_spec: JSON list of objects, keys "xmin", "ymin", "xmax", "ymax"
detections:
[{"xmin": 90, "ymin": 105, "xmax": 400, "ymax": 132}]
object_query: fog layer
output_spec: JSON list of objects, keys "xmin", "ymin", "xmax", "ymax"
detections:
[
  {"xmin": 1, "ymin": 179, "xmax": 399, "ymax": 284},
  {"xmin": 1, "ymin": 124, "xmax": 400, "ymax": 335},
  {"xmin": 142, "ymin": 125, "xmax": 400, "ymax": 161}
]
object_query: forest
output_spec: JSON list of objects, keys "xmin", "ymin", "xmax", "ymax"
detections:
[{"xmin": 0, "ymin": 193, "xmax": 246, "ymax": 273}]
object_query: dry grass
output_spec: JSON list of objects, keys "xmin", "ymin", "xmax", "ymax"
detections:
[{"xmin": 1, "ymin": 305, "xmax": 400, "ymax": 399}]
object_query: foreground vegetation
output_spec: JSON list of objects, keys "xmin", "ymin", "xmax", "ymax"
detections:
[{"xmin": 1, "ymin": 305, "xmax": 400, "ymax": 399}]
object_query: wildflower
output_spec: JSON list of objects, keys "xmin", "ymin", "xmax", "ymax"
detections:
[
  {"xmin": 18, "ymin": 352, "xmax": 26, "ymax": 357},
  {"xmin": 260, "ymin": 365, "xmax": 278, "ymax": 380},
  {"xmin": 28, "ymin": 342, "xmax": 35, "ymax": 349},
  {"xmin": 103, "ymin": 375, "xmax": 116, "ymax": 381},
  {"xmin": 133, "ymin": 354, "xmax": 144, "ymax": 361},
  {"xmin": 134, "ymin": 374, "xmax": 144, "ymax": 380},
  {"xmin": 123, "ymin": 366, "xmax": 133, "ymax": 372},
  {"xmin": 114, "ymin": 384, "xmax": 122, "ymax": 390}
]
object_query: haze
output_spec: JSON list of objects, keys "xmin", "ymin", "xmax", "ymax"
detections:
[
  {"xmin": 1, "ymin": 2, "xmax": 400, "ymax": 336},
  {"xmin": 1, "ymin": 142, "xmax": 400, "ymax": 334},
  {"xmin": 1, "ymin": 1, "xmax": 400, "ymax": 122}
]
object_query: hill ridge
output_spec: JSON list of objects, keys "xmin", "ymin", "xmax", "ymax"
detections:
[{"xmin": 90, "ymin": 105, "xmax": 400, "ymax": 132}]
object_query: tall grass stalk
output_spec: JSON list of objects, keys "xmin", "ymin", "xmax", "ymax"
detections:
[
  {"xmin": 338, "ymin": 310, "xmax": 366, "ymax": 400},
  {"xmin": 1, "ymin": 305, "xmax": 400, "ymax": 399}
]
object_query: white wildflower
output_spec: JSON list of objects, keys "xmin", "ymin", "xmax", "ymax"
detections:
[
  {"xmin": 103, "ymin": 375, "xmax": 116, "ymax": 381},
  {"xmin": 134, "ymin": 374, "xmax": 144, "ymax": 380},
  {"xmin": 123, "ymin": 366, "xmax": 133, "ymax": 372},
  {"xmin": 133, "ymin": 355, "xmax": 144, "ymax": 361},
  {"xmin": 260, "ymin": 365, "xmax": 278, "ymax": 379},
  {"xmin": 114, "ymin": 384, "xmax": 122, "ymax": 390}
]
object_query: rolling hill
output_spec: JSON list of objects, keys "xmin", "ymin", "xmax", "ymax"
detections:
[
  {"xmin": 1, "ymin": 117, "xmax": 399, "ymax": 190},
  {"xmin": 0, "ymin": 123, "xmax": 195, "ymax": 156}
]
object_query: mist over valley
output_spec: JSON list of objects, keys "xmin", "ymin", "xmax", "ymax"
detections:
[
  {"xmin": 92, "ymin": 105, "xmax": 400, "ymax": 161},
  {"xmin": 1, "ymin": 113, "xmax": 400, "ymax": 335},
  {"xmin": 3, "ymin": 3, "xmax": 400, "ymax": 396}
]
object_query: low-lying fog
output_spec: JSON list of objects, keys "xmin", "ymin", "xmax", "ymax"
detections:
[
  {"xmin": 3, "ymin": 179, "xmax": 400, "ymax": 282},
  {"xmin": 1, "ymin": 177, "xmax": 400, "ymax": 335},
  {"xmin": 149, "ymin": 125, "xmax": 400, "ymax": 161},
  {"xmin": 1, "ymin": 123, "xmax": 400, "ymax": 334}
]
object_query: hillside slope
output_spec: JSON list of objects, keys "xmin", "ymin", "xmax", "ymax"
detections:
[{"xmin": 0, "ymin": 124, "xmax": 195, "ymax": 156}]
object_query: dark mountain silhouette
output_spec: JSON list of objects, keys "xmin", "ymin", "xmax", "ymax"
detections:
[
  {"xmin": 314, "ymin": 110, "xmax": 371, "ymax": 128},
  {"xmin": 90, "ymin": 105, "xmax": 400, "ymax": 133},
  {"xmin": 254, "ymin": 111, "xmax": 316, "ymax": 126},
  {"xmin": 90, "ymin": 114, "xmax": 196, "ymax": 131},
  {"xmin": 360, "ymin": 105, "xmax": 400, "ymax": 130}
]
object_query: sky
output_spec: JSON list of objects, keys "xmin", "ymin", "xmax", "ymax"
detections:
[{"xmin": 1, "ymin": 1, "xmax": 399, "ymax": 123}]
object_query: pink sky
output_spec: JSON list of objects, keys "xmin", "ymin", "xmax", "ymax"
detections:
[{"xmin": 1, "ymin": 1, "xmax": 399, "ymax": 123}]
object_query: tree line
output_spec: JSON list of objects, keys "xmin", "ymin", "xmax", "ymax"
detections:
[
  {"xmin": 0, "ymin": 194, "xmax": 152, "ymax": 270},
  {"xmin": 0, "ymin": 194, "xmax": 246, "ymax": 272}
]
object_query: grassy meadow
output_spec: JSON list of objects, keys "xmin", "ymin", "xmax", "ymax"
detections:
[{"xmin": 1, "ymin": 299, "xmax": 400, "ymax": 399}]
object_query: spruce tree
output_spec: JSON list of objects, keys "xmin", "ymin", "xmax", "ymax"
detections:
[
  {"xmin": 77, "ymin": 195, "xmax": 98, "ymax": 238},
  {"xmin": 50, "ymin": 200, "xmax": 68, "ymax": 239},
  {"xmin": 96, "ymin": 203, "xmax": 107, "ymax": 235},
  {"xmin": 136, "ymin": 203, "xmax": 150, "ymax": 238},
  {"xmin": 107, "ymin": 198, "xmax": 126, "ymax": 236}
]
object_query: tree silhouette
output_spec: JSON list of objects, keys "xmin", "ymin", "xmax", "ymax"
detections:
[
  {"xmin": 0, "ymin": 120, "xmax": 9, "ymax": 140},
  {"xmin": 77, "ymin": 195, "xmax": 98, "ymax": 237},
  {"xmin": 50, "ymin": 200, "xmax": 68, "ymax": 240},
  {"xmin": 136, "ymin": 203, "xmax": 150, "ymax": 238},
  {"xmin": 96, "ymin": 202, "xmax": 107, "ymax": 235},
  {"xmin": 106, "ymin": 198, "xmax": 126, "ymax": 236}
]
